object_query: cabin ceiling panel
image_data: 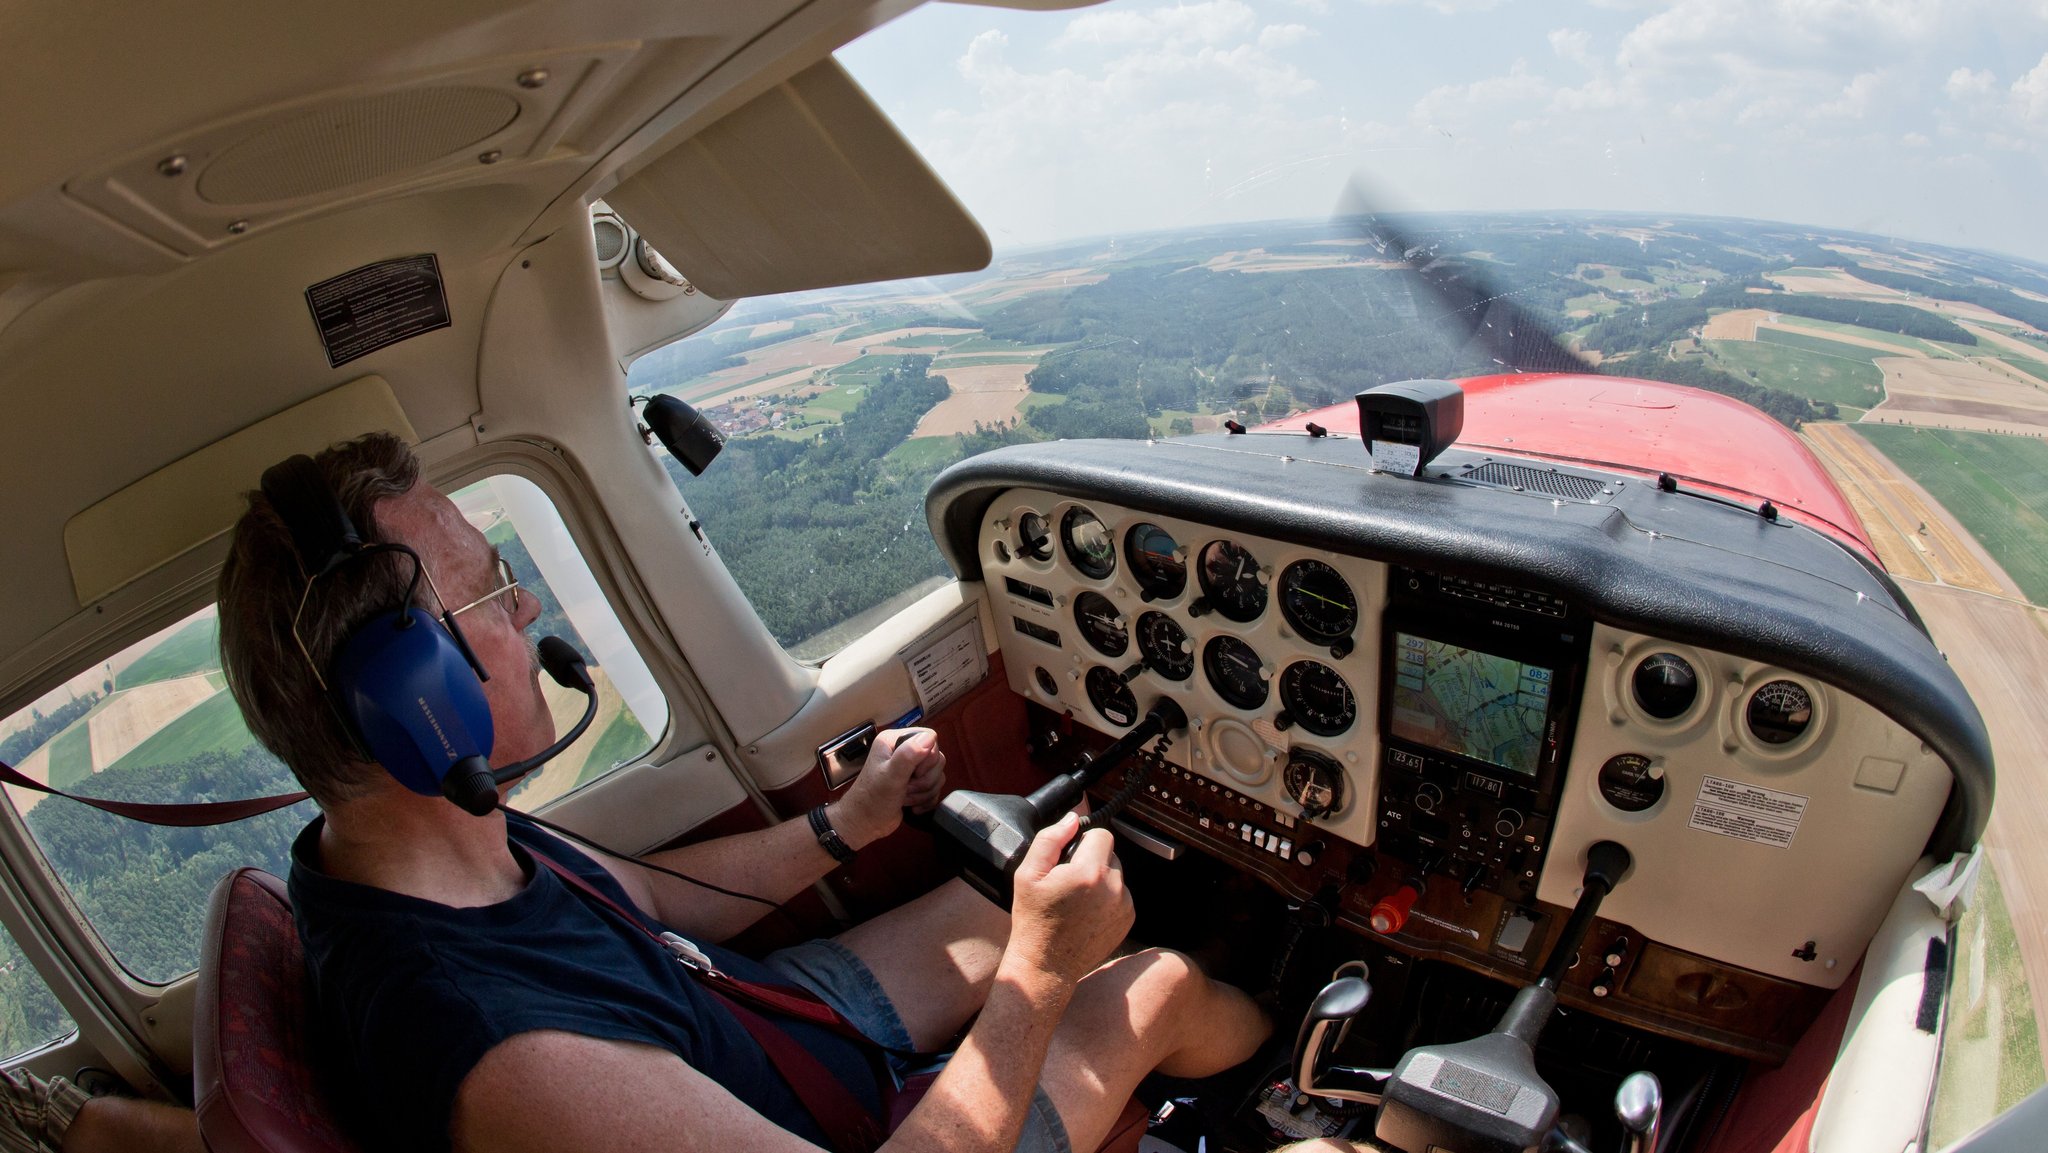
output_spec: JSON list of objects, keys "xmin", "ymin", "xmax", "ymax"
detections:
[{"xmin": 0, "ymin": 185, "xmax": 534, "ymax": 653}]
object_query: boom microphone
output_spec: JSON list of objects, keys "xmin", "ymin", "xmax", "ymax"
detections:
[{"xmin": 491, "ymin": 636, "xmax": 601, "ymax": 787}]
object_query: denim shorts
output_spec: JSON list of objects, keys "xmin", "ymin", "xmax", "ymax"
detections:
[{"xmin": 762, "ymin": 937, "xmax": 1073, "ymax": 1153}]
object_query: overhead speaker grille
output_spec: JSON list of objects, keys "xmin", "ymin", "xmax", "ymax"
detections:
[
  {"xmin": 1459, "ymin": 461, "xmax": 1612, "ymax": 502},
  {"xmin": 196, "ymin": 87, "xmax": 521, "ymax": 205},
  {"xmin": 592, "ymin": 215, "xmax": 629, "ymax": 265}
]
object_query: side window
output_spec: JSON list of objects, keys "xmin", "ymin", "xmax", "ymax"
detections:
[
  {"xmin": 0, "ymin": 923, "xmax": 75, "ymax": 1060},
  {"xmin": 1926, "ymin": 858, "xmax": 2046, "ymax": 1146},
  {"xmin": 0, "ymin": 474, "xmax": 664, "ymax": 986},
  {"xmin": 0, "ymin": 609, "xmax": 315, "ymax": 985},
  {"xmin": 450, "ymin": 475, "xmax": 669, "ymax": 810}
]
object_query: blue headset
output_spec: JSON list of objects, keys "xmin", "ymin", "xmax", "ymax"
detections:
[{"xmin": 259, "ymin": 454, "xmax": 502, "ymax": 814}]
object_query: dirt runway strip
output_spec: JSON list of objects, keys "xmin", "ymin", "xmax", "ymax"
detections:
[
  {"xmin": 1802, "ymin": 423, "xmax": 2004, "ymax": 593},
  {"xmin": 1909, "ymin": 583, "xmax": 2048, "ymax": 1065}
]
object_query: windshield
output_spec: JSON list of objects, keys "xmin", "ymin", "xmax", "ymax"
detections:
[{"xmin": 628, "ymin": 1, "xmax": 2048, "ymax": 1134}]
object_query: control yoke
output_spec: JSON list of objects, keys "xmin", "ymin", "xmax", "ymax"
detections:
[
  {"xmin": 933, "ymin": 698, "xmax": 1188, "ymax": 903},
  {"xmin": 1297, "ymin": 841, "xmax": 1645, "ymax": 1153}
]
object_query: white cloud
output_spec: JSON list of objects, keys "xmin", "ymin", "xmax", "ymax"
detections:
[
  {"xmin": 1818, "ymin": 71, "xmax": 1883, "ymax": 118},
  {"xmin": 1548, "ymin": 28, "xmax": 1592, "ymax": 67},
  {"xmin": 1902, "ymin": 131, "xmax": 1931, "ymax": 146},
  {"xmin": 2011, "ymin": 53, "xmax": 2048, "ymax": 122},
  {"xmin": 1058, "ymin": 0, "xmax": 1255, "ymax": 48},
  {"xmin": 1260, "ymin": 23, "xmax": 1313, "ymax": 49},
  {"xmin": 1946, "ymin": 66, "xmax": 1997, "ymax": 100},
  {"xmin": 1361, "ymin": 0, "xmax": 1506, "ymax": 13}
]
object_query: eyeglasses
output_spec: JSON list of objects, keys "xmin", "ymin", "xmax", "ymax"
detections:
[{"xmin": 447, "ymin": 557, "xmax": 523, "ymax": 620}]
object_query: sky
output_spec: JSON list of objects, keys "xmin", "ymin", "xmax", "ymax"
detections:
[{"xmin": 839, "ymin": 0, "xmax": 2048, "ymax": 264}]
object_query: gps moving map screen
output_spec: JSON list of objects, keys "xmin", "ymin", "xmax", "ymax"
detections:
[{"xmin": 1389, "ymin": 632, "xmax": 1552, "ymax": 775}]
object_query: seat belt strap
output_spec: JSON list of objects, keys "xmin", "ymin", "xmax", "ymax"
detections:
[
  {"xmin": 0, "ymin": 758, "xmax": 309, "ymax": 826},
  {"xmin": 524, "ymin": 845, "xmax": 896, "ymax": 1153}
]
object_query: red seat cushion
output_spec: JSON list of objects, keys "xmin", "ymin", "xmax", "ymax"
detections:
[
  {"xmin": 193, "ymin": 867, "xmax": 363, "ymax": 1153},
  {"xmin": 191, "ymin": 866, "xmax": 1153, "ymax": 1153}
]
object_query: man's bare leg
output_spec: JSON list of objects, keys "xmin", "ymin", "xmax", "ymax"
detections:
[
  {"xmin": 834, "ymin": 878, "xmax": 1011, "ymax": 1049},
  {"xmin": 1040, "ymin": 947, "xmax": 1272, "ymax": 1151}
]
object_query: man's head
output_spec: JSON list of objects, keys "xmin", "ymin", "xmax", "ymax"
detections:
[{"xmin": 219, "ymin": 434, "xmax": 554, "ymax": 808}]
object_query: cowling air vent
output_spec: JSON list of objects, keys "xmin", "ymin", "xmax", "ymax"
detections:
[{"xmin": 1455, "ymin": 461, "xmax": 1617, "ymax": 503}]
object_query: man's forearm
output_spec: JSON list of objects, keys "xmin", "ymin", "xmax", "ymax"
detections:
[
  {"xmin": 881, "ymin": 957, "xmax": 1072, "ymax": 1153},
  {"xmin": 635, "ymin": 801, "xmax": 860, "ymax": 939}
]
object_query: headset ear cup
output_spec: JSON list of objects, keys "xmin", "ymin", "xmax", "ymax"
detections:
[{"xmin": 329, "ymin": 607, "xmax": 495, "ymax": 799}]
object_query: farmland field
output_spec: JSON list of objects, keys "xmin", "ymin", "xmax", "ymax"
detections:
[
  {"xmin": 45, "ymin": 725, "xmax": 93, "ymax": 789},
  {"xmin": 1855, "ymin": 426, "xmax": 2048, "ymax": 603},
  {"xmin": 105, "ymin": 692, "xmax": 258, "ymax": 775},
  {"xmin": 1703, "ymin": 337, "xmax": 1883, "ymax": 407},
  {"xmin": 114, "ymin": 616, "xmax": 218, "ymax": 690}
]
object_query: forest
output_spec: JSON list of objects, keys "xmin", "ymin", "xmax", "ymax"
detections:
[{"xmin": 0, "ymin": 746, "xmax": 313, "ymax": 1055}]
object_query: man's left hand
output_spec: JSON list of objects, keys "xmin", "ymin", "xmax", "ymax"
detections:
[{"xmin": 827, "ymin": 727, "xmax": 947, "ymax": 851}]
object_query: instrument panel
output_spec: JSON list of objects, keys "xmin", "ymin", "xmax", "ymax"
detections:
[
  {"xmin": 977, "ymin": 486, "xmax": 1956, "ymax": 993},
  {"xmin": 986, "ymin": 489, "xmax": 1388, "ymax": 852}
]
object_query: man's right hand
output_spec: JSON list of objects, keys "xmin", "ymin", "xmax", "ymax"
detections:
[{"xmin": 1006, "ymin": 813, "xmax": 1134, "ymax": 987}]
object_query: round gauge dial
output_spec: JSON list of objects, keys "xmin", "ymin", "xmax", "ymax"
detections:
[
  {"xmin": 1032, "ymin": 666, "xmax": 1060, "ymax": 697},
  {"xmin": 1061, "ymin": 508, "xmax": 1117, "ymax": 580},
  {"xmin": 1279, "ymin": 661, "xmax": 1357, "ymax": 737},
  {"xmin": 1197, "ymin": 540, "xmax": 1268, "ymax": 622},
  {"xmin": 1746, "ymin": 679, "xmax": 1815, "ymax": 745},
  {"xmin": 1015, "ymin": 512, "xmax": 1053, "ymax": 562},
  {"xmin": 1283, "ymin": 748, "xmax": 1347, "ymax": 820},
  {"xmin": 1124, "ymin": 523, "xmax": 1187, "ymax": 600},
  {"xmin": 1203, "ymin": 636, "xmax": 1269, "ymax": 709},
  {"xmin": 1073, "ymin": 592, "xmax": 1128, "ymax": 657},
  {"xmin": 1136, "ymin": 612, "xmax": 1194, "ymax": 681},
  {"xmin": 1085, "ymin": 666, "xmax": 1138, "ymax": 728},
  {"xmin": 1632, "ymin": 653, "xmax": 1699, "ymax": 720},
  {"xmin": 1278, "ymin": 560, "xmax": 1357, "ymax": 642}
]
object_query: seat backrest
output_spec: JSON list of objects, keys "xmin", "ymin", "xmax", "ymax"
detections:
[{"xmin": 193, "ymin": 867, "xmax": 364, "ymax": 1153}]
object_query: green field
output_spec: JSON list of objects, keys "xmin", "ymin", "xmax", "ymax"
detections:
[
  {"xmin": 883, "ymin": 436, "xmax": 961, "ymax": 471},
  {"xmin": 1702, "ymin": 338, "xmax": 1884, "ymax": 407},
  {"xmin": 803, "ymin": 383, "xmax": 867, "ymax": 414},
  {"xmin": 932, "ymin": 355, "xmax": 1041, "ymax": 368},
  {"xmin": 46, "ymin": 724, "xmax": 93, "ymax": 788},
  {"xmin": 1994, "ymin": 357, "xmax": 2048, "ymax": 385},
  {"xmin": 573, "ymin": 711, "xmax": 654, "ymax": 789},
  {"xmin": 1771, "ymin": 315, "xmax": 1966, "ymax": 359},
  {"xmin": 1855, "ymin": 426, "xmax": 2048, "ymax": 603},
  {"xmin": 115, "ymin": 617, "xmax": 219, "ymax": 690},
  {"xmin": 106, "ymin": 691, "xmax": 259, "ymax": 775},
  {"xmin": 1754, "ymin": 327, "xmax": 1887, "ymax": 364}
]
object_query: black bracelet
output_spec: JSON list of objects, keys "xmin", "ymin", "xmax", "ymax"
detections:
[{"xmin": 808, "ymin": 804, "xmax": 856, "ymax": 864}]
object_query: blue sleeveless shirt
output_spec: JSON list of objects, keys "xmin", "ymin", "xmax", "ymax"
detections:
[{"xmin": 287, "ymin": 813, "xmax": 881, "ymax": 1152}]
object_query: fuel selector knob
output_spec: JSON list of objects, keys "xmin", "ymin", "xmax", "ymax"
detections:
[
  {"xmin": 1494, "ymin": 809, "xmax": 1524, "ymax": 838},
  {"xmin": 1415, "ymin": 782, "xmax": 1444, "ymax": 814}
]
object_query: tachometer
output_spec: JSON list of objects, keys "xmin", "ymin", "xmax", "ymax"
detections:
[
  {"xmin": 1015, "ymin": 511, "xmax": 1052, "ymax": 562},
  {"xmin": 1197, "ymin": 540, "xmax": 1267, "ymax": 622},
  {"xmin": 1136, "ymin": 612, "xmax": 1194, "ymax": 681},
  {"xmin": 1283, "ymin": 748, "xmax": 1347, "ymax": 820},
  {"xmin": 1085, "ymin": 665, "xmax": 1138, "ymax": 728},
  {"xmin": 1125, "ymin": 523, "xmax": 1186, "ymax": 601},
  {"xmin": 1746, "ymin": 679, "xmax": 1814, "ymax": 745},
  {"xmin": 1632, "ymin": 653, "xmax": 1698, "ymax": 720},
  {"xmin": 1061, "ymin": 507, "xmax": 1117, "ymax": 579},
  {"xmin": 1203, "ymin": 635, "xmax": 1269, "ymax": 709},
  {"xmin": 1279, "ymin": 660, "xmax": 1356, "ymax": 737},
  {"xmin": 1278, "ymin": 559, "xmax": 1356, "ymax": 644},
  {"xmin": 1073, "ymin": 592, "xmax": 1128, "ymax": 657}
]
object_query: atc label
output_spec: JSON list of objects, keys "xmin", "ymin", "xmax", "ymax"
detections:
[
  {"xmin": 305, "ymin": 254, "xmax": 452, "ymax": 368},
  {"xmin": 1688, "ymin": 775, "xmax": 1808, "ymax": 849}
]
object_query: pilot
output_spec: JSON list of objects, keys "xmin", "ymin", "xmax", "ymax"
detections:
[{"xmin": 212, "ymin": 433, "xmax": 1271, "ymax": 1153}]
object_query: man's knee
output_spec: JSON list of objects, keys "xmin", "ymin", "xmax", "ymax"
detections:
[{"xmin": 1080, "ymin": 947, "xmax": 1205, "ymax": 1029}]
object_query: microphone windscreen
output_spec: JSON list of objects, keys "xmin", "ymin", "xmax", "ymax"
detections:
[{"xmin": 537, "ymin": 636, "xmax": 595, "ymax": 692}]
